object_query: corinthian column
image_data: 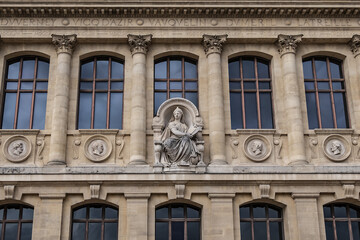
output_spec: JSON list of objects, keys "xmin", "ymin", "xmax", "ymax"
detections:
[
  {"xmin": 349, "ymin": 35, "xmax": 360, "ymax": 129},
  {"xmin": 48, "ymin": 34, "xmax": 77, "ymax": 165},
  {"xmin": 277, "ymin": 34, "xmax": 307, "ymax": 165},
  {"xmin": 128, "ymin": 34, "xmax": 152, "ymax": 165},
  {"xmin": 202, "ymin": 34, "xmax": 227, "ymax": 165}
]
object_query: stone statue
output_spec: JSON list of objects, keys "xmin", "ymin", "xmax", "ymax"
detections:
[
  {"xmin": 160, "ymin": 107, "xmax": 201, "ymax": 166},
  {"xmin": 330, "ymin": 140, "xmax": 342, "ymax": 155},
  {"xmin": 9, "ymin": 141, "xmax": 25, "ymax": 156},
  {"xmin": 250, "ymin": 140, "xmax": 263, "ymax": 156}
]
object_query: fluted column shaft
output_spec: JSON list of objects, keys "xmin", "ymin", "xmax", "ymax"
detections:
[
  {"xmin": 128, "ymin": 34, "xmax": 152, "ymax": 165},
  {"xmin": 48, "ymin": 34, "xmax": 77, "ymax": 165},
  {"xmin": 277, "ymin": 34, "xmax": 307, "ymax": 165}
]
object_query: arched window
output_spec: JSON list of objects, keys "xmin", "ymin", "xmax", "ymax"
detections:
[
  {"xmin": 78, "ymin": 56, "xmax": 124, "ymax": 129},
  {"xmin": 303, "ymin": 57, "xmax": 349, "ymax": 129},
  {"xmin": 228, "ymin": 56, "xmax": 273, "ymax": 129},
  {"xmin": 2, "ymin": 56, "xmax": 49, "ymax": 129},
  {"xmin": 240, "ymin": 203, "xmax": 283, "ymax": 240},
  {"xmin": 71, "ymin": 204, "xmax": 118, "ymax": 240},
  {"xmin": 0, "ymin": 204, "xmax": 34, "ymax": 240},
  {"xmin": 155, "ymin": 203, "xmax": 201, "ymax": 240},
  {"xmin": 324, "ymin": 203, "xmax": 360, "ymax": 240},
  {"xmin": 154, "ymin": 56, "xmax": 198, "ymax": 115}
]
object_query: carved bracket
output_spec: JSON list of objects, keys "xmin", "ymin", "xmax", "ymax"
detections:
[
  {"xmin": 4, "ymin": 185, "xmax": 15, "ymax": 200},
  {"xmin": 349, "ymin": 35, "xmax": 360, "ymax": 57},
  {"xmin": 259, "ymin": 184, "xmax": 271, "ymax": 199},
  {"xmin": 175, "ymin": 184, "xmax": 186, "ymax": 199},
  {"xmin": 90, "ymin": 184, "xmax": 101, "ymax": 199},
  {"xmin": 343, "ymin": 184, "xmax": 355, "ymax": 198}
]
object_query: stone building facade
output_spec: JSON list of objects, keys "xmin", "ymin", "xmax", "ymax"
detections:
[{"xmin": 0, "ymin": 0, "xmax": 359, "ymax": 240}]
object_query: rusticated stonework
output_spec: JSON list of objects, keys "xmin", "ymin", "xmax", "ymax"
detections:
[
  {"xmin": 51, "ymin": 34, "xmax": 77, "ymax": 55},
  {"xmin": 202, "ymin": 34, "xmax": 227, "ymax": 55},
  {"xmin": 127, "ymin": 34, "xmax": 152, "ymax": 55},
  {"xmin": 277, "ymin": 34, "xmax": 303, "ymax": 56}
]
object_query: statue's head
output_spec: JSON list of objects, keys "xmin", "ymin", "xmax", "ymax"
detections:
[{"xmin": 173, "ymin": 107, "xmax": 183, "ymax": 120}]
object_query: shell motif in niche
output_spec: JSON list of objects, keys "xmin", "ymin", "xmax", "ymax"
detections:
[
  {"xmin": 323, "ymin": 135, "xmax": 350, "ymax": 162},
  {"xmin": 84, "ymin": 136, "xmax": 112, "ymax": 162},
  {"xmin": 244, "ymin": 135, "xmax": 271, "ymax": 162},
  {"xmin": 3, "ymin": 136, "xmax": 32, "ymax": 163}
]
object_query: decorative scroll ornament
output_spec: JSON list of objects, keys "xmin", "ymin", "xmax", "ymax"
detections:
[
  {"xmin": 127, "ymin": 34, "xmax": 152, "ymax": 55},
  {"xmin": 244, "ymin": 135, "xmax": 271, "ymax": 162},
  {"xmin": 277, "ymin": 34, "xmax": 303, "ymax": 56},
  {"xmin": 323, "ymin": 135, "xmax": 350, "ymax": 162},
  {"xmin": 349, "ymin": 35, "xmax": 360, "ymax": 57},
  {"xmin": 84, "ymin": 135, "xmax": 112, "ymax": 162},
  {"xmin": 202, "ymin": 34, "xmax": 228, "ymax": 55},
  {"xmin": 3, "ymin": 136, "xmax": 31, "ymax": 163},
  {"xmin": 51, "ymin": 34, "xmax": 77, "ymax": 55}
]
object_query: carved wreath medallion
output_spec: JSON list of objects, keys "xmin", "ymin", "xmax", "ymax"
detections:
[
  {"xmin": 3, "ymin": 136, "xmax": 32, "ymax": 163},
  {"xmin": 323, "ymin": 135, "xmax": 350, "ymax": 162},
  {"xmin": 244, "ymin": 135, "xmax": 271, "ymax": 162},
  {"xmin": 84, "ymin": 135, "xmax": 112, "ymax": 162}
]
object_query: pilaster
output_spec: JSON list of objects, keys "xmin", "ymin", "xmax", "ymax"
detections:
[{"xmin": 125, "ymin": 193, "xmax": 150, "ymax": 240}]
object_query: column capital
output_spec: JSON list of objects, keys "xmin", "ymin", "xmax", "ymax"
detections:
[
  {"xmin": 127, "ymin": 34, "xmax": 152, "ymax": 55},
  {"xmin": 349, "ymin": 34, "xmax": 360, "ymax": 57},
  {"xmin": 202, "ymin": 34, "xmax": 227, "ymax": 56},
  {"xmin": 277, "ymin": 34, "xmax": 303, "ymax": 56},
  {"xmin": 51, "ymin": 34, "xmax": 77, "ymax": 55}
]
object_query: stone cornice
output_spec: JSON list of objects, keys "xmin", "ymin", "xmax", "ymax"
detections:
[
  {"xmin": 277, "ymin": 34, "xmax": 303, "ymax": 56},
  {"xmin": 349, "ymin": 34, "xmax": 360, "ymax": 57},
  {"xmin": 51, "ymin": 34, "xmax": 77, "ymax": 55},
  {"xmin": 202, "ymin": 34, "xmax": 227, "ymax": 56},
  {"xmin": 128, "ymin": 34, "xmax": 152, "ymax": 55}
]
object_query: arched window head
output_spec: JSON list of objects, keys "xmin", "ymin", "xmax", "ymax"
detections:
[
  {"xmin": 0, "ymin": 204, "xmax": 34, "ymax": 240},
  {"xmin": 71, "ymin": 204, "xmax": 118, "ymax": 240},
  {"xmin": 2, "ymin": 56, "xmax": 49, "ymax": 129},
  {"xmin": 154, "ymin": 56, "xmax": 198, "ymax": 115},
  {"xmin": 228, "ymin": 56, "xmax": 274, "ymax": 129},
  {"xmin": 324, "ymin": 203, "xmax": 360, "ymax": 240},
  {"xmin": 303, "ymin": 57, "xmax": 349, "ymax": 129},
  {"xmin": 155, "ymin": 203, "xmax": 201, "ymax": 240},
  {"xmin": 240, "ymin": 203, "xmax": 283, "ymax": 240},
  {"xmin": 78, "ymin": 56, "xmax": 124, "ymax": 129}
]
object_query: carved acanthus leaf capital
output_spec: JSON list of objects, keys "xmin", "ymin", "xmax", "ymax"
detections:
[
  {"xmin": 349, "ymin": 35, "xmax": 360, "ymax": 57},
  {"xmin": 277, "ymin": 34, "xmax": 303, "ymax": 56},
  {"xmin": 51, "ymin": 34, "xmax": 77, "ymax": 55},
  {"xmin": 202, "ymin": 34, "xmax": 227, "ymax": 56},
  {"xmin": 127, "ymin": 34, "xmax": 152, "ymax": 55}
]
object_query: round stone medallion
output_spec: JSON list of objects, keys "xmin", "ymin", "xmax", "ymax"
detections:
[
  {"xmin": 3, "ymin": 136, "xmax": 31, "ymax": 163},
  {"xmin": 244, "ymin": 135, "xmax": 271, "ymax": 162},
  {"xmin": 84, "ymin": 136, "xmax": 112, "ymax": 162},
  {"xmin": 323, "ymin": 135, "xmax": 350, "ymax": 162}
]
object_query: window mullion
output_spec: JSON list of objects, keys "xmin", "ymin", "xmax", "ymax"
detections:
[
  {"xmin": 254, "ymin": 57, "xmax": 261, "ymax": 129},
  {"xmin": 240, "ymin": 58, "xmax": 246, "ymax": 129},
  {"xmin": 13, "ymin": 58, "xmax": 23, "ymax": 129},
  {"xmin": 106, "ymin": 57, "xmax": 111, "ymax": 129},
  {"xmin": 327, "ymin": 58, "xmax": 338, "ymax": 128},
  {"xmin": 29, "ymin": 58, "xmax": 38, "ymax": 129},
  {"xmin": 312, "ymin": 58, "xmax": 322, "ymax": 128},
  {"xmin": 91, "ymin": 59, "xmax": 96, "ymax": 129},
  {"xmin": 182, "ymin": 57, "xmax": 185, "ymax": 98}
]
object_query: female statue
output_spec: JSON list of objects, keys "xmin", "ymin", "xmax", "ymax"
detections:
[{"xmin": 161, "ymin": 107, "xmax": 201, "ymax": 166}]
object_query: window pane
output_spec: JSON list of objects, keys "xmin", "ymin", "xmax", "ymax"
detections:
[
  {"xmin": 229, "ymin": 82, "xmax": 241, "ymax": 90},
  {"xmin": 73, "ymin": 207, "xmax": 86, "ymax": 220},
  {"xmin": 303, "ymin": 60, "xmax": 314, "ymax": 79},
  {"xmin": 185, "ymin": 61, "xmax": 197, "ymax": 79},
  {"xmin": 95, "ymin": 82, "xmax": 108, "ymax": 90},
  {"xmin": 187, "ymin": 222, "xmax": 200, "ymax": 240},
  {"xmin": 334, "ymin": 206, "xmax": 347, "ymax": 218},
  {"xmin": 32, "ymin": 93, "xmax": 47, "ymax": 129},
  {"xmin": 155, "ymin": 82, "xmax": 167, "ymax": 90},
  {"xmin": 155, "ymin": 222, "xmax": 168, "ymax": 240},
  {"xmin": 243, "ymin": 59, "xmax": 255, "ymax": 79},
  {"xmin": 96, "ymin": 60, "xmax": 109, "ymax": 79},
  {"xmin": 109, "ymin": 93, "xmax": 123, "ymax": 129},
  {"xmin": 22, "ymin": 60, "xmax": 35, "ymax": 79},
  {"xmin": 89, "ymin": 206, "xmax": 102, "ymax": 219},
  {"xmin": 171, "ymin": 222, "xmax": 184, "ymax": 240},
  {"xmin": 315, "ymin": 59, "xmax": 329, "ymax": 79},
  {"xmin": 332, "ymin": 82, "xmax": 344, "ymax": 90},
  {"xmin": 20, "ymin": 82, "xmax": 33, "ymax": 90},
  {"xmin": 305, "ymin": 82, "xmax": 315, "ymax": 90},
  {"xmin": 243, "ymin": 81, "xmax": 256, "ymax": 90},
  {"xmin": 319, "ymin": 93, "xmax": 334, "ymax": 128},
  {"xmin": 171, "ymin": 206, "xmax": 184, "ymax": 218},
  {"xmin": 36, "ymin": 82, "xmax": 48, "ymax": 90},
  {"xmin": 336, "ymin": 221, "xmax": 350, "ymax": 240},
  {"xmin": 154, "ymin": 92, "xmax": 167, "ymax": 115},
  {"xmin": 111, "ymin": 61, "xmax": 123, "ymax": 79},
  {"xmin": 185, "ymin": 92, "xmax": 198, "ymax": 108},
  {"xmin": 330, "ymin": 61, "xmax": 342, "ymax": 79},
  {"xmin": 89, "ymin": 223, "xmax": 102, "ymax": 240},
  {"xmin": 257, "ymin": 60, "xmax": 270, "ymax": 79},
  {"xmin": 8, "ymin": 62, "xmax": 20, "ymax": 79},
  {"xmin": 16, "ymin": 93, "xmax": 32, "ymax": 129},
  {"xmin": 155, "ymin": 61, "xmax": 167, "ymax": 79},
  {"xmin": 317, "ymin": 82, "xmax": 329, "ymax": 90},
  {"xmin": 4, "ymin": 223, "xmax": 18, "ymax": 240},
  {"xmin": 306, "ymin": 93, "xmax": 319, "ymax": 129},
  {"xmin": 78, "ymin": 93, "xmax": 92, "ymax": 129},
  {"xmin": 254, "ymin": 222, "xmax": 267, "ymax": 240},
  {"xmin": 20, "ymin": 223, "xmax": 32, "ymax": 240},
  {"xmin": 0, "ymin": 208, "xmax": 3, "ymax": 219},
  {"xmin": 2, "ymin": 93, "xmax": 17, "ymax": 129},
  {"xmin": 22, "ymin": 208, "xmax": 33, "ymax": 220},
  {"xmin": 185, "ymin": 82, "xmax": 197, "ymax": 90},
  {"xmin": 72, "ymin": 222, "xmax": 85, "ymax": 240},
  {"xmin": 323, "ymin": 206, "xmax": 332, "ymax": 218},
  {"xmin": 170, "ymin": 60, "xmax": 182, "ymax": 79},
  {"xmin": 94, "ymin": 93, "xmax": 108, "ymax": 129},
  {"xmin": 334, "ymin": 93, "xmax": 348, "ymax": 128},
  {"xmin": 325, "ymin": 221, "xmax": 335, "ymax": 240},
  {"xmin": 352, "ymin": 222, "xmax": 360, "ymax": 240},
  {"xmin": 253, "ymin": 206, "xmax": 266, "ymax": 218},
  {"xmin": 270, "ymin": 222, "xmax": 282, "ymax": 240},
  {"xmin": 170, "ymin": 82, "xmax": 182, "ymax": 90},
  {"xmin": 229, "ymin": 61, "xmax": 240, "ymax": 79},
  {"xmin": 111, "ymin": 82, "xmax": 123, "ymax": 90},
  {"xmin": 230, "ymin": 92, "xmax": 243, "ymax": 129},
  {"xmin": 244, "ymin": 93, "xmax": 258, "ymax": 129},
  {"xmin": 350, "ymin": 207, "xmax": 360, "ymax": 218},
  {"xmin": 187, "ymin": 207, "xmax": 200, "ymax": 218},
  {"xmin": 170, "ymin": 92, "xmax": 182, "ymax": 99},
  {"xmin": 7, "ymin": 207, "xmax": 20, "ymax": 220},
  {"xmin": 105, "ymin": 208, "xmax": 118, "ymax": 219},
  {"xmin": 240, "ymin": 207, "xmax": 250, "ymax": 218},
  {"xmin": 37, "ymin": 61, "xmax": 49, "ymax": 79},
  {"xmin": 6, "ymin": 82, "xmax": 18, "ymax": 90},
  {"xmin": 260, "ymin": 93, "xmax": 273, "ymax": 129},
  {"xmin": 80, "ymin": 82, "xmax": 93, "ymax": 90},
  {"xmin": 104, "ymin": 223, "xmax": 118, "ymax": 240},
  {"xmin": 240, "ymin": 222, "xmax": 252, "ymax": 240},
  {"xmin": 269, "ymin": 207, "xmax": 281, "ymax": 218},
  {"xmin": 156, "ymin": 207, "xmax": 168, "ymax": 219},
  {"xmin": 81, "ymin": 61, "xmax": 94, "ymax": 79},
  {"xmin": 259, "ymin": 81, "xmax": 270, "ymax": 89}
]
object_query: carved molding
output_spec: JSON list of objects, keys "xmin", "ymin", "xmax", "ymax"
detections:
[
  {"xmin": 273, "ymin": 135, "xmax": 282, "ymax": 160},
  {"xmin": 90, "ymin": 184, "xmax": 101, "ymax": 199},
  {"xmin": 277, "ymin": 34, "xmax": 303, "ymax": 56},
  {"xmin": 127, "ymin": 34, "xmax": 152, "ymax": 55},
  {"xmin": 259, "ymin": 184, "xmax": 270, "ymax": 199},
  {"xmin": 349, "ymin": 35, "xmax": 360, "ymax": 57},
  {"xmin": 202, "ymin": 34, "xmax": 227, "ymax": 56},
  {"xmin": 4, "ymin": 185, "xmax": 15, "ymax": 199},
  {"xmin": 175, "ymin": 184, "xmax": 186, "ymax": 199},
  {"xmin": 51, "ymin": 34, "xmax": 77, "ymax": 55},
  {"xmin": 343, "ymin": 184, "xmax": 355, "ymax": 198},
  {"xmin": 230, "ymin": 137, "xmax": 239, "ymax": 159},
  {"xmin": 116, "ymin": 136, "xmax": 125, "ymax": 160}
]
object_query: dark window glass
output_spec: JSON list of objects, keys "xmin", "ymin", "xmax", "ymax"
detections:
[
  {"xmin": 229, "ymin": 57, "xmax": 273, "ymax": 129},
  {"xmin": 0, "ymin": 205, "xmax": 34, "ymax": 240},
  {"xmin": 324, "ymin": 203, "xmax": 360, "ymax": 240},
  {"xmin": 154, "ymin": 57, "xmax": 198, "ymax": 115},
  {"xmin": 240, "ymin": 203, "xmax": 283, "ymax": 240},
  {"xmin": 155, "ymin": 204, "xmax": 201, "ymax": 240},
  {"xmin": 2, "ymin": 57, "xmax": 49, "ymax": 129},
  {"xmin": 303, "ymin": 57, "xmax": 348, "ymax": 129},
  {"xmin": 71, "ymin": 205, "xmax": 118, "ymax": 240},
  {"xmin": 78, "ymin": 57, "xmax": 124, "ymax": 129}
]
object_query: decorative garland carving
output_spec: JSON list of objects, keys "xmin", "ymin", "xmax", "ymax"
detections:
[
  {"xmin": 202, "ymin": 34, "xmax": 227, "ymax": 55},
  {"xmin": 277, "ymin": 34, "xmax": 303, "ymax": 56},
  {"xmin": 230, "ymin": 137, "xmax": 239, "ymax": 159},
  {"xmin": 51, "ymin": 34, "xmax": 77, "ymax": 55},
  {"xmin": 127, "ymin": 34, "xmax": 152, "ymax": 55}
]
